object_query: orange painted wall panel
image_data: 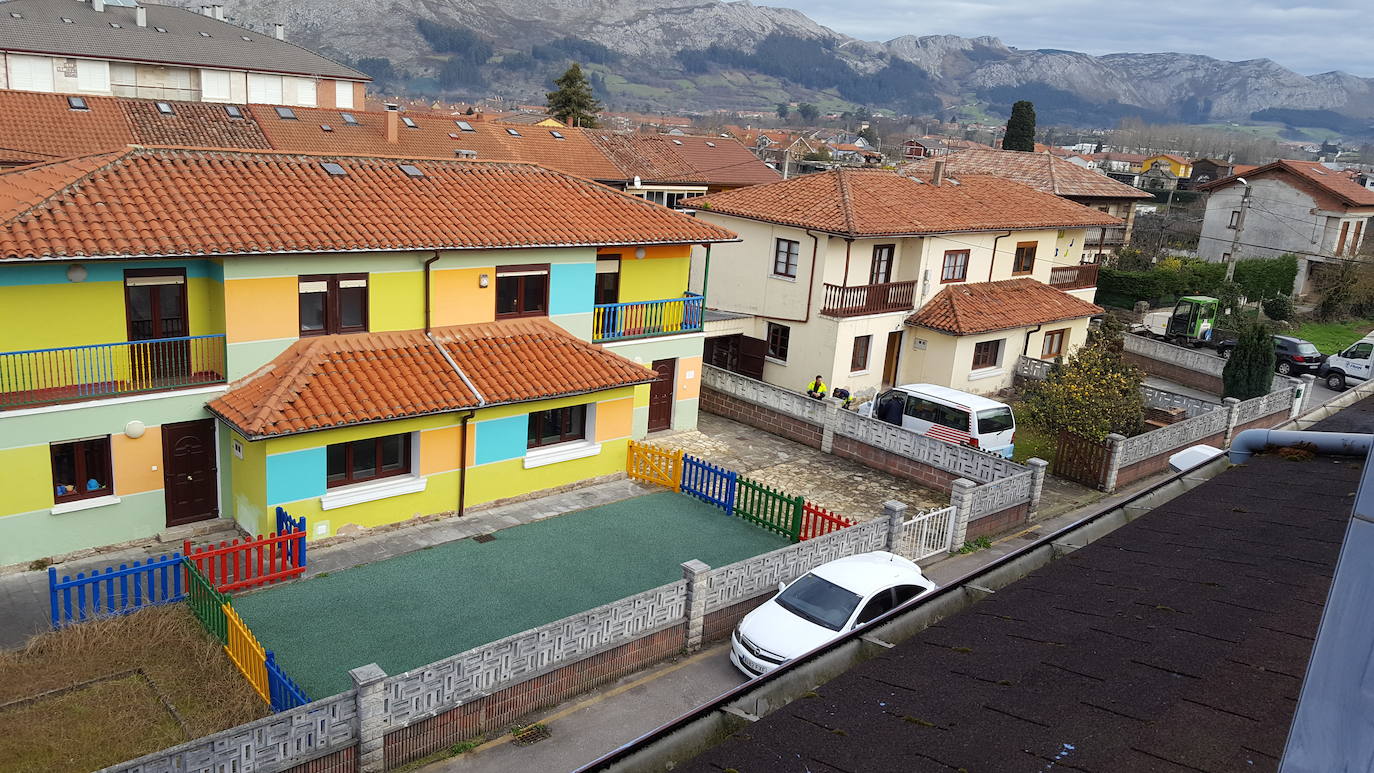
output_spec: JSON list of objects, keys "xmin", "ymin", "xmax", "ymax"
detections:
[
  {"xmin": 675, "ymin": 355, "xmax": 702, "ymax": 401},
  {"xmin": 432, "ymin": 267, "xmax": 496, "ymax": 327},
  {"xmin": 596, "ymin": 396, "xmax": 635, "ymax": 441},
  {"xmin": 224, "ymin": 277, "xmax": 298, "ymax": 343},
  {"xmin": 420, "ymin": 426, "xmax": 462, "ymax": 476},
  {"xmin": 112, "ymin": 428, "xmax": 164, "ymax": 496}
]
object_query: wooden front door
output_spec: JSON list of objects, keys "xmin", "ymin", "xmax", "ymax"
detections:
[
  {"xmin": 648, "ymin": 358, "xmax": 676, "ymax": 432},
  {"xmin": 882, "ymin": 331, "xmax": 903, "ymax": 387},
  {"xmin": 162, "ymin": 419, "xmax": 218, "ymax": 527}
]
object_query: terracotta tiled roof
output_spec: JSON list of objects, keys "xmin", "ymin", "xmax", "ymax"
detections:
[
  {"xmin": 582, "ymin": 132, "xmax": 780, "ymax": 188},
  {"xmin": 0, "ymin": 146, "xmax": 737, "ymax": 261},
  {"xmin": 684, "ymin": 168, "xmax": 1122, "ymax": 238},
  {"xmin": 901, "ymin": 149, "xmax": 1152, "ymax": 200},
  {"xmin": 209, "ymin": 318, "xmax": 655, "ymax": 437},
  {"xmin": 906, "ymin": 278, "xmax": 1104, "ymax": 335},
  {"xmin": 120, "ymin": 99, "xmax": 272, "ymax": 150},
  {"xmin": 1198, "ymin": 159, "xmax": 1374, "ymax": 208},
  {"xmin": 0, "ymin": 91, "xmax": 134, "ymax": 166}
]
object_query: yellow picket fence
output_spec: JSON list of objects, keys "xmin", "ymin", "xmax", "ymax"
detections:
[
  {"xmin": 626, "ymin": 441, "xmax": 683, "ymax": 491},
  {"xmin": 222, "ymin": 602, "xmax": 269, "ymax": 704}
]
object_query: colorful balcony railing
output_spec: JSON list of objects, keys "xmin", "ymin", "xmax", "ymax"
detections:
[
  {"xmin": 821, "ymin": 280, "xmax": 918, "ymax": 317},
  {"xmin": 1049, "ymin": 264, "xmax": 1100, "ymax": 291},
  {"xmin": 0, "ymin": 334, "xmax": 227, "ymax": 409},
  {"xmin": 593, "ymin": 294, "xmax": 704, "ymax": 343}
]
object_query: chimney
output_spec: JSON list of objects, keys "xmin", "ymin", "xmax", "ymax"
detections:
[
  {"xmin": 135, "ymin": 6, "xmax": 146, "ymax": 27},
  {"xmin": 385, "ymin": 103, "xmax": 399, "ymax": 144},
  {"xmin": 273, "ymin": 23, "xmax": 285, "ymax": 40},
  {"xmin": 92, "ymin": 0, "xmax": 104, "ymax": 11},
  {"xmin": 213, "ymin": 5, "xmax": 224, "ymax": 20},
  {"xmin": 932, "ymin": 158, "xmax": 946, "ymax": 186},
  {"xmin": 200, "ymin": 6, "xmax": 212, "ymax": 17}
]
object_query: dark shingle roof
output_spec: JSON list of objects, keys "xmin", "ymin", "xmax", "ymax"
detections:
[
  {"xmin": 0, "ymin": 0, "xmax": 366, "ymax": 80},
  {"xmin": 681, "ymin": 398, "xmax": 1374, "ymax": 773}
]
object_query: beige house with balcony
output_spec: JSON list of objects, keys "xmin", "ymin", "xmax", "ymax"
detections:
[{"xmin": 685, "ymin": 167, "xmax": 1121, "ymax": 399}]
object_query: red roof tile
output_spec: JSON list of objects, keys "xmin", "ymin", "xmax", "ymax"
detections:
[
  {"xmin": 1198, "ymin": 159, "xmax": 1374, "ymax": 208},
  {"xmin": 582, "ymin": 132, "xmax": 780, "ymax": 188},
  {"xmin": 906, "ymin": 278, "xmax": 1103, "ymax": 335},
  {"xmin": 0, "ymin": 146, "xmax": 737, "ymax": 261},
  {"xmin": 0, "ymin": 91, "xmax": 134, "ymax": 166},
  {"xmin": 121, "ymin": 99, "xmax": 271, "ymax": 150},
  {"xmin": 209, "ymin": 318, "xmax": 656, "ymax": 438},
  {"xmin": 901, "ymin": 149, "xmax": 1152, "ymax": 200},
  {"xmin": 684, "ymin": 167, "xmax": 1122, "ymax": 238}
]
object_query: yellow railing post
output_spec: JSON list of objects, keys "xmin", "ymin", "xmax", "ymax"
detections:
[{"xmin": 222, "ymin": 602, "xmax": 270, "ymax": 705}]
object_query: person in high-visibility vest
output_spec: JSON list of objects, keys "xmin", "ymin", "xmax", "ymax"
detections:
[{"xmin": 806, "ymin": 375, "xmax": 827, "ymax": 399}]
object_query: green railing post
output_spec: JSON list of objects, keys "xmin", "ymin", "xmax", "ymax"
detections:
[
  {"xmin": 789, "ymin": 496, "xmax": 804, "ymax": 543},
  {"xmin": 183, "ymin": 557, "xmax": 228, "ymax": 644}
]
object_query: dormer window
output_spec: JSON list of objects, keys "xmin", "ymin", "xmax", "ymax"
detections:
[
  {"xmin": 155, "ymin": 102, "xmax": 174, "ymax": 115},
  {"xmin": 66, "ymin": 96, "xmax": 89, "ymax": 111}
]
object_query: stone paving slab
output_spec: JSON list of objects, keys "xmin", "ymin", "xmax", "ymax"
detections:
[{"xmin": 646, "ymin": 414, "xmax": 947, "ymax": 521}]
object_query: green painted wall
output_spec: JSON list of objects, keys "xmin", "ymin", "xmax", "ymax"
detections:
[
  {"xmin": 0, "ymin": 490, "xmax": 165, "ymax": 565},
  {"xmin": 0, "ymin": 391, "xmax": 219, "ymax": 450}
]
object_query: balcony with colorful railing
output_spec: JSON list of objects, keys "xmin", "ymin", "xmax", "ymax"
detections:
[
  {"xmin": 0, "ymin": 335, "xmax": 227, "ymax": 409},
  {"xmin": 592, "ymin": 293, "xmax": 705, "ymax": 343},
  {"xmin": 820, "ymin": 280, "xmax": 918, "ymax": 318},
  {"xmin": 1048, "ymin": 264, "xmax": 1100, "ymax": 291}
]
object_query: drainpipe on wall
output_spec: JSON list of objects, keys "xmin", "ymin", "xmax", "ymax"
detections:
[
  {"xmin": 841, "ymin": 238, "xmax": 853, "ymax": 285},
  {"xmin": 457, "ymin": 411, "xmax": 475, "ymax": 518},
  {"xmin": 1022, "ymin": 323, "xmax": 1042, "ymax": 358},
  {"xmin": 423, "ymin": 251, "xmax": 441, "ymax": 334},
  {"xmin": 761, "ymin": 230, "xmax": 823, "ymax": 324},
  {"xmin": 988, "ymin": 230, "xmax": 1013, "ymax": 282}
]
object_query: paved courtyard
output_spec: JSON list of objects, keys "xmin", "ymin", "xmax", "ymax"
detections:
[
  {"xmin": 232, "ymin": 491, "xmax": 787, "ymax": 697},
  {"xmin": 646, "ymin": 413, "xmax": 948, "ymax": 520}
]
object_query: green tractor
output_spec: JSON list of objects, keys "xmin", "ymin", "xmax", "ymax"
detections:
[{"xmin": 1132, "ymin": 296, "xmax": 1227, "ymax": 349}]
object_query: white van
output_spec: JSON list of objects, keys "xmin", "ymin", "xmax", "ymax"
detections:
[
  {"xmin": 861, "ymin": 383, "xmax": 1016, "ymax": 458},
  {"xmin": 1319, "ymin": 337, "xmax": 1374, "ymax": 391}
]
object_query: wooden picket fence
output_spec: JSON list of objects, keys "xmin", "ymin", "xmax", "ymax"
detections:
[
  {"xmin": 680, "ymin": 454, "xmax": 736, "ymax": 513},
  {"xmin": 48, "ymin": 553, "xmax": 185, "ymax": 628},
  {"xmin": 627, "ymin": 441, "xmax": 682, "ymax": 490},
  {"xmin": 224, "ymin": 602, "xmax": 269, "ymax": 703},
  {"xmin": 734, "ymin": 477, "xmax": 804, "ymax": 540},
  {"xmin": 799, "ymin": 502, "xmax": 854, "ymax": 541}
]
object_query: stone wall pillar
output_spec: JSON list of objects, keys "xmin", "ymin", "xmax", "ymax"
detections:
[
  {"xmin": 1222, "ymin": 397, "xmax": 1241, "ymax": 447},
  {"xmin": 1299, "ymin": 374, "xmax": 1317, "ymax": 417},
  {"xmin": 820, "ymin": 397, "xmax": 838, "ymax": 454},
  {"xmin": 882, "ymin": 500, "xmax": 908, "ymax": 552},
  {"xmin": 1102, "ymin": 433, "xmax": 1126, "ymax": 494},
  {"xmin": 949, "ymin": 479, "xmax": 976, "ymax": 550},
  {"xmin": 681, "ymin": 559, "xmax": 710, "ymax": 652},
  {"xmin": 350, "ymin": 663, "xmax": 389, "ymax": 773},
  {"xmin": 1026, "ymin": 458, "xmax": 1048, "ymax": 519}
]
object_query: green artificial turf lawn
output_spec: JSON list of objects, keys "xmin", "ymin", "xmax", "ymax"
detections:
[{"xmin": 233, "ymin": 492, "xmax": 787, "ymax": 696}]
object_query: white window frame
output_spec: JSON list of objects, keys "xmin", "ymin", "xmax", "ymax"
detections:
[
  {"xmin": 334, "ymin": 80, "xmax": 355, "ymax": 109},
  {"xmin": 289, "ymin": 76, "xmax": 317, "ymax": 107},
  {"xmin": 200, "ymin": 69, "xmax": 231, "ymax": 102},
  {"xmin": 524, "ymin": 403, "xmax": 601, "ymax": 468},
  {"xmin": 246, "ymin": 73, "xmax": 283, "ymax": 104}
]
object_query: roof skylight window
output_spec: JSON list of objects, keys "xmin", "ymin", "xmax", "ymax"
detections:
[
  {"xmin": 275, "ymin": 106, "xmax": 297, "ymax": 120},
  {"xmin": 321, "ymin": 162, "xmax": 348, "ymax": 177},
  {"xmin": 505, "ymin": 128, "xmax": 521, "ymax": 137},
  {"xmin": 550, "ymin": 130, "xmax": 565, "ymax": 139},
  {"xmin": 671, "ymin": 139, "xmax": 683, "ymax": 145},
  {"xmin": 198, "ymin": 31, "xmax": 211, "ymax": 37},
  {"xmin": 109, "ymin": 22, "xmax": 122, "ymax": 29},
  {"xmin": 448, "ymin": 132, "xmax": 460, "ymax": 139},
  {"xmin": 66, "ymin": 96, "xmax": 89, "ymax": 111},
  {"xmin": 321, "ymin": 124, "xmax": 333, "ymax": 132},
  {"xmin": 62, "ymin": 17, "xmax": 74, "ymax": 23},
  {"xmin": 399, "ymin": 164, "xmax": 425, "ymax": 178},
  {"xmin": 11, "ymin": 13, "xmax": 23, "ymax": 19},
  {"xmin": 224, "ymin": 105, "xmax": 244, "ymax": 119},
  {"xmin": 401, "ymin": 116, "xmax": 418, "ymax": 129},
  {"xmin": 155, "ymin": 102, "xmax": 174, "ymax": 115},
  {"xmin": 241, "ymin": 35, "xmax": 253, "ymax": 41},
  {"xmin": 706, "ymin": 141, "xmax": 716, "ymax": 147},
  {"xmin": 455, "ymin": 121, "xmax": 475, "ymax": 132},
  {"xmin": 154, "ymin": 26, "xmax": 167, "ymax": 33},
  {"xmin": 340, "ymin": 112, "xmax": 358, "ymax": 125}
]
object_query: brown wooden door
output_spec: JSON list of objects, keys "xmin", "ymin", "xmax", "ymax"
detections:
[
  {"xmin": 738, "ymin": 336, "xmax": 767, "ymax": 380},
  {"xmin": 648, "ymin": 359, "xmax": 676, "ymax": 432},
  {"xmin": 162, "ymin": 419, "xmax": 218, "ymax": 527},
  {"xmin": 882, "ymin": 331, "xmax": 903, "ymax": 387}
]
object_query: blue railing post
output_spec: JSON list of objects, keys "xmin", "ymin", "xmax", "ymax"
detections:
[
  {"xmin": 0, "ymin": 334, "xmax": 228, "ymax": 409},
  {"xmin": 592, "ymin": 296, "xmax": 706, "ymax": 343},
  {"xmin": 48, "ymin": 566, "xmax": 59, "ymax": 628}
]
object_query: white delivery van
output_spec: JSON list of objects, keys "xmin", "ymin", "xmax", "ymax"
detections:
[
  {"xmin": 1319, "ymin": 337, "xmax": 1374, "ymax": 391},
  {"xmin": 861, "ymin": 383, "xmax": 1016, "ymax": 458}
]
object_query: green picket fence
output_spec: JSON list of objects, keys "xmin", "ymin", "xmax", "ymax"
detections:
[
  {"xmin": 184, "ymin": 558, "xmax": 229, "ymax": 645},
  {"xmin": 734, "ymin": 477, "xmax": 803, "ymax": 541}
]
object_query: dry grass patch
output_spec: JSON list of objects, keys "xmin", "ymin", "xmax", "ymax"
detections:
[{"xmin": 0, "ymin": 604, "xmax": 268, "ymax": 773}]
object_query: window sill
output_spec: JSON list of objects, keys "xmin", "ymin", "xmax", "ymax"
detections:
[
  {"xmin": 320, "ymin": 475, "xmax": 426, "ymax": 511},
  {"xmin": 524, "ymin": 439, "xmax": 601, "ymax": 469},
  {"xmin": 967, "ymin": 367, "xmax": 1005, "ymax": 382},
  {"xmin": 52, "ymin": 495, "xmax": 121, "ymax": 515},
  {"xmin": 769, "ymin": 274, "xmax": 798, "ymax": 283},
  {"xmin": 764, "ymin": 356, "xmax": 788, "ymax": 366}
]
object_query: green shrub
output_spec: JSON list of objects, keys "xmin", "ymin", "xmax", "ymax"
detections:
[
  {"xmin": 1024, "ymin": 316, "xmax": 1144, "ymax": 440},
  {"xmin": 1262, "ymin": 294, "xmax": 1294, "ymax": 321},
  {"xmin": 1222, "ymin": 322, "xmax": 1276, "ymax": 400},
  {"xmin": 1234, "ymin": 255, "xmax": 1298, "ymax": 300}
]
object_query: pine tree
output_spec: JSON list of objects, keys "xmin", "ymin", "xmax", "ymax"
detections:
[
  {"xmin": 797, "ymin": 102, "xmax": 820, "ymax": 123},
  {"xmin": 776, "ymin": 102, "xmax": 790, "ymax": 120},
  {"xmin": 546, "ymin": 63, "xmax": 602, "ymax": 128},
  {"xmin": 1002, "ymin": 100, "xmax": 1036, "ymax": 152},
  {"xmin": 1222, "ymin": 322, "xmax": 1276, "ymax": 400}
]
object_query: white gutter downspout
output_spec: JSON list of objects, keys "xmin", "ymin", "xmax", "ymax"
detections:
[{"xmin": 1228, "ymin": 429, "xmax": 1371, "ymax": 464}]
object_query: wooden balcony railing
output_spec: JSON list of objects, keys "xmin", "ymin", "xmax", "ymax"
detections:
[
  {"xmin": 0, "ymin": 334, "xmax": 227, "ymax": 409},
  {"xmin": 1049, "ymin": 264, "xmax": 1100, "ymax": 291},
  {"xmin": 820, "ymin": 280, "xmax": 918, "ymax": 317},
  {"xmin": 1083, "ymin": 226, "xmax": 1128, "ymax": 246},
  {"xmin": 593, "ymin": 294, "xmax": 704, "ymax": 343}
]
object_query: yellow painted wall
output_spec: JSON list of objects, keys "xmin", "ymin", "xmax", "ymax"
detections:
[
  {"xmin": 432, "ymin": 267, "xmax": 496, "ymax": 327},
  {"xmin": 228, "ymin": 428, "xmax": 268, "ymax": 535},
  {"xmin": 370, "ymin": 272, "xmax": 426, "ymax": 332},
  {"xmin": 0, "ymin": 282, "xmax": 125, "ymax": 351},
  {"xmin": 463, "ymin": 438, "xmax": 629, "ymax": 508},
  {"xmin": 0, "ymin": 444, "xmax": 56, "ymax": 516},
  {"xmin": 619, "ymin": 257, "xmax": 691, "ymax": 303},
  {"xmin": 224, "ymin": 277, "xmax": 297, "ymax": 344},
  {"xmin": 112, "ymin": 429, "xmax": 163, "ymax": 496},
  {"xmin": 598, "ymin": 245, "xmax": 691, "ymax": 260}
]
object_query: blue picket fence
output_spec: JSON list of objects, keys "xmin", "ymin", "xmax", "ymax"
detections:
[
  {"xmin": 275, "ymin": 506, "xmax": 305, "ymax": 541},
  {"xmin": 49, "ymin": 553, "xmax": 185, "ymax": 628},
  {"xmin": 680, "ymin": 454, "xmax": 737, "ymax": 514},
  {"xmin": 266, "ymin": 650, "xmax": 311, "ymax": 711}
]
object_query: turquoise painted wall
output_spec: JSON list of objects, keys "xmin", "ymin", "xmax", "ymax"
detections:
[
  {"xmin": 549, "ymin": 263, "xmax": 595, "ymax": 315},
  {"xmin": 266, "ymin": 447, "xmax": 327, "ymax": 505},
  {"xmin": 474, "ymin": 415, "xmax": 527, "ymax": 465},
  {"xmin": 0, "ymin": 260, "xmax": 219, "ymax": 286}
]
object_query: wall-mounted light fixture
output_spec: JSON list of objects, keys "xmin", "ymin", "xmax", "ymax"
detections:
[
  {"xmin": 479, "ymin": 273, "xmax": 489, "ymax": 288},
  {"xmin": 124, "ymin": 420, "xmax": 146, "ymax": 439},
  {"xmin": 634, "ymin": 247, "xmax": 647, "ymax": 260},
  {"xmin": 66, "ymin": 264, "xmax": 88, "ymax": 282}
]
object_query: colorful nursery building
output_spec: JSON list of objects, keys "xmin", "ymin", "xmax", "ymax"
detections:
[{"xmin": 0, "ymin": 146, "xmax": 736, "ymax": 564}]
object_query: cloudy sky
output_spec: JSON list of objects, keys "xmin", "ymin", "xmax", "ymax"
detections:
[{"xmin": 783, "ymin": 0, "xmax": 1368, "ymax": 76}]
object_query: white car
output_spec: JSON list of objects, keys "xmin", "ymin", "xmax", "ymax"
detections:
[{"xmin": 730, "ymin": 551, "xmax": 936, "ymax": 678}]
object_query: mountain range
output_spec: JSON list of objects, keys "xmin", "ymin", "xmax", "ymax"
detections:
[{"xmin": 188, "ymin": 0, "xmax": 1374, "ymax": 132}]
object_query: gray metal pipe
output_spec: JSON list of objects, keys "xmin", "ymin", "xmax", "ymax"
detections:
[{"xmin": 1229, "ymin": 429, "xmax": 1372, "ymax": 464}]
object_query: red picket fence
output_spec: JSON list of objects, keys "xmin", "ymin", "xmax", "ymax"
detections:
[
  {"xmin": 799, "ymin": 502, "xmax": 854, "ymax": 541},
  {"xmin": 184, "ymin": 526, "xmax": 306, "ymax": 593}
]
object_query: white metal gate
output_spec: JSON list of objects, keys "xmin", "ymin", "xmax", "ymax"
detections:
[{"xmin": 896, "ymin": 505, "xmax": 957, "ymax": 561}]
